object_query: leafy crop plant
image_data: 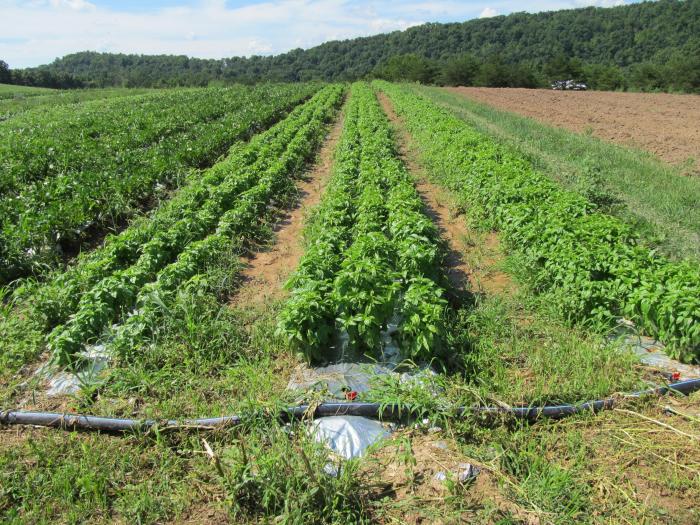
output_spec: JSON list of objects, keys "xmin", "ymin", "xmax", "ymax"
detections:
[{"xmin": 279, "ymin": 82, "xmax": 449, "ymax": 363}]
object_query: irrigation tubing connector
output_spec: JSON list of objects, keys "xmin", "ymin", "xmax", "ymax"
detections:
[{"xmin": 2, "ymin": 378, "xmax": 700, "ymax": 434}]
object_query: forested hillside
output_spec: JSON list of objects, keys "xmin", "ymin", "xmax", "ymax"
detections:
[{"xmin": 5, "ymin": 0, "xmax": 700, "ymax": 91}]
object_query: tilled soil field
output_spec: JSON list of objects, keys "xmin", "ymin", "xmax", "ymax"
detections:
[{"xmin": 445, "ymin": 87, "xmax": 700, "ymax": 168}]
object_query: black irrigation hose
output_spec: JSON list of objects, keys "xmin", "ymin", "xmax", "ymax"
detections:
[
  {"xmin": 2, "ymin": 378, "xmax": 700, "ymax": 433},
  {"xmin": 0, "ymin": 412, "xmax": 242, "ymax": 433}
]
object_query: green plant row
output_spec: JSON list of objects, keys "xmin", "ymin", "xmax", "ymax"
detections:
[
  {"xmin": 376, "ymin": 81, "xmax": 700, "ymax": 362},
  {"xmin": 0, "ymin": 83, "xmax": 319, "ymax": 283},
  {"xmin": 107, "ymin": 104, "xmax": 342, "ymax": 359},
  {"xmin": 2, "ymin": 87, "xmax": 239, "ymax": 192},
  {"xmin": 0, "ymin": 88, "xmax": 160, "ymax": 121},
  {"xmin": 32, "ymin": 88, "xmax": 337, "ymax": 330},
  {"xmin": 278, "ymin": 82, "xmax": 448, "ymax": 362},
  {"xmin": 46, "ymin": 85, "xmax": 344, "ymax": 365}
]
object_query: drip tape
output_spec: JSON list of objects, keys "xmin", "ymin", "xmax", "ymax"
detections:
[{"xmin": 2, "ymin": 378, "xmax": 700, "ymax": 434}]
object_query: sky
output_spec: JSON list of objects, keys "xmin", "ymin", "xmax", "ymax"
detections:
[{"xmin": 1, "ymin": 0, "xmax": 632, "ymax": 68}]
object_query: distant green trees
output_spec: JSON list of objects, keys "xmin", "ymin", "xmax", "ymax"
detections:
[
  {"xmin": 9, "ymin": 0, "xmax": 700, "ymax": 92},
  {"xmin": 371, "ymin": 54, "xmax": 623, "ymax": 90},
  {"xmin": 371, "ymin": 48, "xmax": 700, "ymax": 92},
  {"xmin": 373, "ymin": 54, "xmax": 438, "ymax": 84},
  {"xmin": 10, "ymin": 69, "xmax": 83, "ymax": 89},
  {"xmin": 542, "ymin": 55, "xmax": 585, "ymax": 83},
  {"xmin": 628, "ymin": 54, "xmax": 700, "ymax": 92},
  {"xmin": 581, "ymin": 64, "xmax": 626, "ymax": 91},
  {"xmin": 1, "ymin": 58, "xmax": 83, "ymax": 89},
  {"xmin": 472, "ymin": 56, "xmax": 539, "ymax": 88},
  {"xmin": 0, "ymin": 60, "xmax": 11, "ymax": 84},
  {"xmin": 439, "ymin": 54, "xmax": 480, "ymax": 86}
]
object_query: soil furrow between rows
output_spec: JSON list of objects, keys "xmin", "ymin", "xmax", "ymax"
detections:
[
  {"xmin": 231, "ymin": 100, "xmax": 347, "ymax": 307},
  {"xmin": 376, "ymin": 91, "xmax": 514, "ymax": 299}
]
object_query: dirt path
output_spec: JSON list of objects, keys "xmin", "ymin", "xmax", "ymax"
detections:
[
  {"xmin": 231, "ymin": 105, "xmax": 345, "ymax": 308},
  {"xmin": 376, "ymin": 91, "xmax": 514, "ymax": 298},
  {"xmin": 445, "ymin": 87, "xmax": 700, "ymax": 169}
]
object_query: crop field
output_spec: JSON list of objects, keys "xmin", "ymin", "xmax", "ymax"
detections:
[
  {"xmin": 1, "ymin": 82, "xmax": 700, "ymax": 524},
  {"xmin": 0, "ymin": 87, "xmax": 162, "ymax": 121},
  {"xmin": 0, "ymin": 83, "xmax": 318, "ymax": 283}
]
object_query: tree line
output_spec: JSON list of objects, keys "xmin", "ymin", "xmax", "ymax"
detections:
[
  {"xmin": 0, "ymin": 59, "xmax": 84, "ymax": 89},
  {"xmin": 373, "ymin": 52, "xmax": 700, "ymax": 92},
  {"xmin": 2, "ymin": 0, "xmax": 699, "ymax": 92}
]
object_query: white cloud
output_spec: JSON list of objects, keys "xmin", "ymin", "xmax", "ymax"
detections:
[
  {"xmin": 0, "ymin": 0, "xmax": 631, "ymax": 68},
  {"xmin": 50, "ymin": 0, "xmax": 95, "ymax": 10},
  {"xmin": 246, "ymin": 38, "xmax": 273, "ymax": 54},
  {"xmin": 383, "ymin": 2, "xmax": 476, "ymax": 18},
  {"xmin": 573, "ymin": 0, "xmax": 625, "ymax": 6},
  {"xmin": 27, "ymin": 0, "xmax": 96, "ymax": 10},
  {"xmin": 0, "ymin": 0, "xmax": 428, "ymax": 67},
  {"xmin": 368, "ymin": 18, "xmax": 420, "ymax": 33}
]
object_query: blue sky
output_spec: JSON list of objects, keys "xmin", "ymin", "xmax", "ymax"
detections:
[{"xmin": 1, "ymin": 0, "xmax": 632, "ymax": 68}]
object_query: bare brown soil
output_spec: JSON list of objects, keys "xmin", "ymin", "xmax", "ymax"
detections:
[
  {"xmin": 231, "ymin": 105, "xmax": 345, "ymax": 308},
  {"xmin": 445, "ymin": 87, "xmax": 700, "ymax": 168},
  {"xmin": 377, "ymin": 92, "xmax": 515, "ymax": 298}
]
